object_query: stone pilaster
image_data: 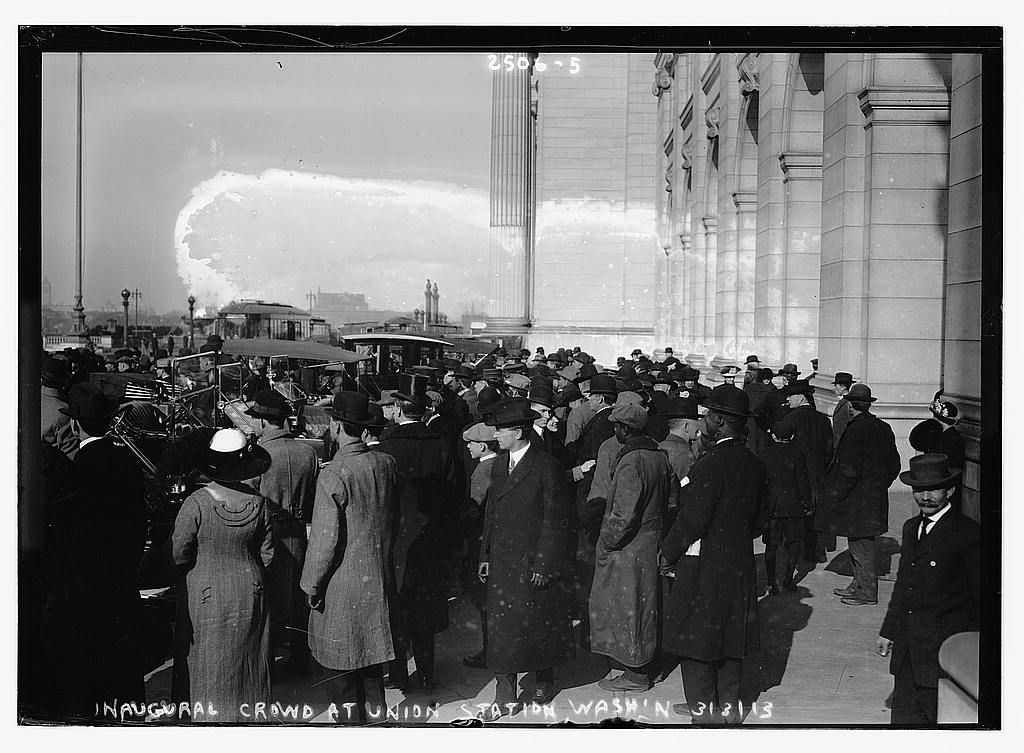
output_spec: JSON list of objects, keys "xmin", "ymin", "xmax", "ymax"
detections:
[
  {"xmin": 487, "ymin": 52, "xmax": 535, "ymax": 334},
  {"xmin": 943, "ymin": 53, "xmax": 983, "ymax": 519}
]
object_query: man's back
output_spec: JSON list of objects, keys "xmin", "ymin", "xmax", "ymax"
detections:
[{"xmin": 257, "ymin": 428, "xmax": 319, "ymax": 523}]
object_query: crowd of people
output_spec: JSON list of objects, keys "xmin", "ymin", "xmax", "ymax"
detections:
[{"xmin": 30, "ymin": 340, "xmax": 979, "ymax": 726}]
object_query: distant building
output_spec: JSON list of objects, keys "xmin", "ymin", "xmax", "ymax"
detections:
[
  {"xmin": 308, "ymin": 288, "xmax": 371, "ymax": 327},
  {"xmin": 217, "ymin": 300, "xmax": 312, "ymax": 341}
]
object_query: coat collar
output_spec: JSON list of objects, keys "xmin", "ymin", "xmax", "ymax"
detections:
[
  {"xmin": 331, "ymin": 439, "xmax": 370, "ymax": 461},
  {"xmin": 614, "ymin": 434, "xmax": 660, "ymax": 465},
  {"xmin": 258, "ymin": 426, "xmax": 294, "ymax": 445},
  {"xmin": 381, "ymin": 420, "xmax": 434, "ymax": 441},
  {"xmin": 495, "ymin": 444, "xmax": 536, "ymax": 499},
  {"xmin": 907, "ymin": 507, "xmax": 958, "ymax": 560}
]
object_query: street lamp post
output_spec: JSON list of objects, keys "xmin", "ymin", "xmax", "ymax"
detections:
[
  {"xmin": 121, "ymin": 288, "xmax": 131, "ymax": 348},
  {"xmin": 187, "ymin": 295, "xmax": 196, "ymax": 350}
]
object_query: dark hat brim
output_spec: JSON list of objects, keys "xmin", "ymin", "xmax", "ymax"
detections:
[
  {"xmin": 322, "ymin": 406, "xmax": 375, "ymax": 425},
  {"xmin": 392, "ymin": 391, "xmax": 427, "ymax": 406},
  {"xmin": 898, "ymin": 467, "xmax": 962, "ymax": 490},
  {"xmin": 202, "ymin": 445, "xmax": 272, "ymax": 483},
  {"xmin": 705, "ymin": 403, "xmax": 753, "ymax": 418}
]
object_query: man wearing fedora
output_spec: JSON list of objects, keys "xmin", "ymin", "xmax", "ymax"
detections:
[
  {"xmin": 54, "ymin": 383, "xmax": 148, "ymax": 717},
  {"xmin": 660, "ymin": 384, "xmax": 767, "ymax": 724},
  {"xmin": 816, "ymin": 383, "xmax": 902, "ymax": 606},
  {"xmin": 478, "ymin": 399, "xmax": 575, "ymax": 718},
  {"xmin": 876, "ymin": 454, "xmax": 979, "ymax": 725},
  {"xmin": 745, "ymin": 367, "xmax": 777, "ymax": 457},
  {"xmin": 565, "ymin": 373, "xmax": 619, "ymax": 648},
  {"xmin": 377, "ymin": 373, "xmax": 457, "ymax": 691},
  {"xmin": 830, "ymin": 371, "xmax": 857, "ymax": 446},
  {"xmin": 527, "ymin": 381, "xmax": 564, "ymax": 459},
  {"xmin": 301, "ymin": 391, "xmax": 398, "ymax": 721},
  {"xmin": 773, "ymin": 380, "xmax": 834, "ymax": 564},
  {"xmin": 41, "ymin": 354, "xmax": 80, "ymax": 459},
  {"xmin": 590, "ymin": 402, "xmax": 672, "ymax": 692},
  {"xmin": 742, "ymin": 355, "xmax": 761, "ymax": 386},
  {"xmin": 248, "ymin": 390, "xmax": 319, "ymax": 676}
]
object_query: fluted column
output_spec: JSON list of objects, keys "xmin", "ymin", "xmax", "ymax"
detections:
[{"xmin": 487, "ymin": 53, "xmax": 535, "ymax": 333}]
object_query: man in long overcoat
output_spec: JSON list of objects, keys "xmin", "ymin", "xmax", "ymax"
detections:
[
  {"xmin": 377, "ymin": 373, "xmax": 457, "ymax": 690},
  {"xmin": 590, "ymin": 403, "xmax": 672, "ymax": 692},
  {"xmin": 478, "ymin": 399, "xmax": 575, "ymax": 719},
  {"xmin": 830, "ymin": 372, "xmax": 857, "ymax": 446},
  {"xmin": 660, "ymin": 385, "xmax": 767, "ymax": 725},
  {"xmin": 772, "ymin": 382, "xmax": 834, "ymax": 563},
  {"xmin": 301, "ymin": 391, "xmax": 397, "ymax": 722},
  {"xmin": 41, "ymin": 355, "xmax": 79, "ymax": 459},
  {"xmin": 744, "ymin": 368, "xmax": 776, "ymax": 456},
  {"xmin": 565, "ymin": 374, "xmax": 618, "ymax": 646},
  {"xmin": 249, "ymin": 390, "xmax": 319, "ymax": 675},
  {"xmin": 52, "ymin": 383, "xmax": 148, "ymax": 718},
  {"xmin": 815, "ymin": 383, "xmax": 901, "ymax": 606},
  {"xmin": 876, "ymin": 454, "xmax": 979, "ymax": 724}
]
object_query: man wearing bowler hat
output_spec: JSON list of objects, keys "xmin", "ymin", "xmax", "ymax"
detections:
[
  {"xmin": 527, "ymin": 381, "xmax": 564, "ymax": 459},
  {"xmin": 660, "ymin": 385, "xmax": 767, "ymax": 724},
  {"xmin": 659, "ymin": 395, "xmax": 701, "ymax": 500},
  {"xmin": 301, "ymin": 391, "xmax": 398, "ymax": 721},
  {"xmin": 477, "ymin": 399, "xmax": 575, "ymax": 718},
  {"xmin": 742, "ymin": 355, "xmax": 761, "ymax": 386},
  {"xmin": 248, "ymin": 390, "xmax": 319, "ymax": 675},
  {"xmin": 52, "ymin": 383, "xmax": 147, "ymax": 717},
  {"xmin": 661, "ymin": 347, "xmax": 681, "ymax": 370},
  {"xmin": 875, "ymin": 454, "xmax": 979, "ymax": 725},
  {"xmin": 830, "ymin": 371, "xmax": 856, "ymax": 446},
  {"xmin": 816, "ymin": 384, "xmax": 901, "ymax": 606},
  {"xmin": 376, "ymin": 373, "xmax": 457, "ymax": 691}
]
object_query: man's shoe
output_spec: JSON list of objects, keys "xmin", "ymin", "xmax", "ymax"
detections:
[
  {"xmin": 672, "ymin": 702, "xmax": 691, "ymax": 718},
  {"xmin": 782, "ymin": 577, "xmax": 798, "ymax": 592},
  {"xmin": 833, "ymin": 586, "xmax": 855, "ymax": 597},
  {"xmin": 462, "ymin": 651, "xmax": 487, "ymax": 669},
  {"xmin": 533, "ymin": 683, "xmax": 557, "ymax": 704},
  {"xmin": 766, "ymin": 583, "xmax": 779, "ymax": 597},
  {"xmin": 840, "ymin": 596, "xmax": 878, "ymax": 606},
  {"xmin": 597, "ymin": 674, "xmax": 651, "ymax": 693}
]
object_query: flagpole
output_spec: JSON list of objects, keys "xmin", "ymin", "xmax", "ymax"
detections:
[{"xmin": 71, "ymin": 51, "xmax": 86, "ymax": 335}]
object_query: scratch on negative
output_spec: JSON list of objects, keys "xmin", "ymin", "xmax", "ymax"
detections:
[{"xmin": 832, "ymin": 664, "xmax": 847, "ymax": 695}]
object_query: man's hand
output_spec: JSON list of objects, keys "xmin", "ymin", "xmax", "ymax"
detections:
[
  {"xmin": 478, "ymin": 561, "xmax": 489, "ymax": 582},
  {"xmin": 306, "ymin": 592, "xmax": 325, "ymax": 612},
  {"xmin": 529, "ymin": 572, "xmax": 551, "ymax": 589},
  {"xmin": 876, "ymin": 635, "xmax": 893, "ymax": 657}
]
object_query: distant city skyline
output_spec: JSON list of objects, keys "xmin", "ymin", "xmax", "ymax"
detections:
[{"xmin": 41, "ymin": 52, "xmax": 494, "ymax": 320}]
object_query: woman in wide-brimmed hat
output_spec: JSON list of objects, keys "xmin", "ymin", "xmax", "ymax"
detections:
[{"xmin": 170, "ymin": 428, "xmax": 275, "ymax": 722}]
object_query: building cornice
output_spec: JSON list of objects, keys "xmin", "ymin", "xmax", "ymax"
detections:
[{"xmin": 779, "ymin": 151, "xmax": 823, "ymax": 181}]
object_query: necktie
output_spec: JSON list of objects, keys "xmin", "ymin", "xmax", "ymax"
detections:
[
  {"xmin": 509, "ymin": 455, "xmax": 517, "ymax": 474},
  {"xmin": 918, "ymin": 515, "xmax": 932, "ymax": 542}
]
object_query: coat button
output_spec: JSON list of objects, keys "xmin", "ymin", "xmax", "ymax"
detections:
[{"xmin": 930, "ymin": 561, "xmax": 936, "ymax": 567}]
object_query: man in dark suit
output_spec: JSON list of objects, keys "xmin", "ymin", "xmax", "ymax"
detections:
[
  {"xmin": 660, "ymin": 385, "xmax": 767, "ymax": 724},
  {"xmin": 876, "ymin": 454, "xmax": 979, "ymax": 725},
  {"xmin": 772, "ymin": 381, "xmax": 834, "ymax": 563},
  {"xmin": 527, "ymin": 381, "xmax": 564, "ymax": 459},
  {"xmin": 815, "ymin": 383, "xmax": 902, "ymax": 606},
  {"xmin": 51, "ymin": 383, "xmax": 147, "ymax": 718},
  {"xmin": 377, "ymin": 373, "xmax": 458, "ymax": 691},
  {"xmin": 478, "ymin": 399, "xmax": 575, "ymax": 719},
  {"xmin": 830, "ymin": 371, "xmax": 857, "ymax": 446}
]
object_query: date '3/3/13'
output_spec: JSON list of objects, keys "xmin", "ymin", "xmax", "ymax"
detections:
[
  {"xmin": 690, "ymin": 701, "xmax": 773, "ymax": 720},
  {"xmin": 487, "ymin": 54, "xmax": 581, "ymax": 74}
]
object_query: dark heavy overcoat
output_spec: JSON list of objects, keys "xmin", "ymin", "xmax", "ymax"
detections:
[
  {"xmin": 880, "ymin": 509, "xmax": 980, "ymax": 687},
  {"xmin": 256, "ymin": 427, "xmax": 318, "ymax": 645},
  {"xmin": 661, "ymin": 438, "xmax": 767, "ymax": 661},
  {"xmin": 815, "ymin": 411, "xmax": 901, "ymax": 538},
  {"xmin": 759, "ymin": 441, "xmax": 812, "ymax": 518},
  {"xmin": 772, "ymin": 404, "xmax": 834, "ymax": 499},
  {"xmin": 744, "ymin": 382, "xmax": 775, "ymax": 456},
  {"xmin": 589, "ymin": 436, "xmax": 672, "ymax": 667},
  {"xmin": 46, "ymin": 437, "xmax": 147, "ymax": 715},
  {"xmin": 481, "ymin": 445, "xmax": 575, "ymax": 673},
  {"xmin": 300, "ymin": 441, "xmax": 397, "ymax": 670},
  {"xmin": 831, "ymin": 396, "xmax": 856, "ymax": 447},
  {"xmin": 377, "ymin": 420, "xmax": 458, "ymax": 633},
  {"xmin": 566, "ymin": 407, "xmax": 616, "ymax": 555}
]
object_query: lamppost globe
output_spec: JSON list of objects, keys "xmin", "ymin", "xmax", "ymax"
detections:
[
  {"xmin": 187, "ymin": 295, "xmax": 196, "ymax": 350},
  {"xmin": 121, "ymin": 288, "xmax": 131, "ymax": 347}
]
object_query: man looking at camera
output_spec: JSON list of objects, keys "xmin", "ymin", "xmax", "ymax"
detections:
[
  {"xmin": 477, "ymin": 399, "xmax": 575, "ymax": 720},
  {"xmin": 875, "ymin": 453, "xmax": 979, "ymax": 725}
]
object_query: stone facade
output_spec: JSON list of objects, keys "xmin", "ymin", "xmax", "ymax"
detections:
[
  {"xmin": 485, "ymin": 51, "xmax": 984, "ymax": 516},
  {"xmin": 652, "ymin": 52, "xmax": 983, "ymax": 518}
]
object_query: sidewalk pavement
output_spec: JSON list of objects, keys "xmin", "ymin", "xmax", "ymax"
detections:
[{"xmin": 145, "ymin": 492, "xmax": 917, "ymax": 726}]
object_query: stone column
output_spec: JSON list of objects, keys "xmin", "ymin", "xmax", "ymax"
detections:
[
  {"xmin": 432, "ymin": 282, "xmax": 440, "ymax": 324},
  {"xmin": 694, "ymin": 214, "xmax": 718, "ymax": 369},
  {"xmin": 487, "ymin": 53, "xmax": 535, "ymax": 334},
  {"xmin": 942, "ymin": 53, "xmax": 983, "ymax": 519}
]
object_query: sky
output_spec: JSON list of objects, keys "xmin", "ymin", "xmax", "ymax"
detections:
[{"xmin": 41, "ymin": 52, "xmax": 493, "ymax": 319}]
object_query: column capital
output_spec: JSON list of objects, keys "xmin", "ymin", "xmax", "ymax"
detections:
[
  {"xmin": 702, "ymin": 214, "xmax": 719, "ymax": 232},
  {"xmin": 779, "ymin": 151, "xmax": 823, "ymax": 181},
  {"xmin": 858, "ymin": 85, "xmax": 951, "ymax": 126}
]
